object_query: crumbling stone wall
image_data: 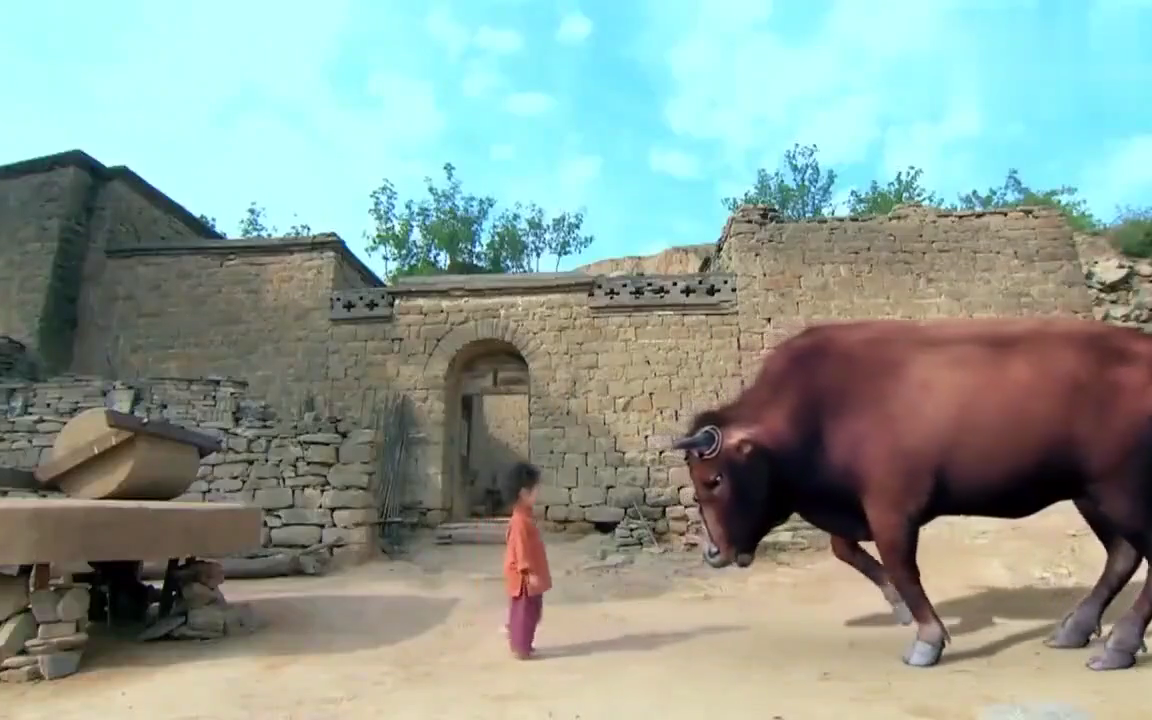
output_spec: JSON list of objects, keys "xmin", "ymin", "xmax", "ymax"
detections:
[{"xmin": 0, "ymin": 376, "xmax": 379, "ymax": 560}]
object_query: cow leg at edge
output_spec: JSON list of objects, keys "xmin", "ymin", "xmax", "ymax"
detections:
[
  {"xmin": 865, "ymin": 509, "xmax": 950, "ymax": 668},
  {"xmin": 1086, "ymin": 525, "xmax": 1152, "ymax": 671},
  {"xmin": 1046, "ymin": 498, "xmax": 1141, "ymax": 649},
  {"xmin": 828, "ymin": 535, "xmax": 913, "ymax": 626}
]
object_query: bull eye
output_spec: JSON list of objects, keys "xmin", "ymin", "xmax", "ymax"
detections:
[{"xmin": 702, "ymin": 473, "xmax": 722, "ymax": 492}]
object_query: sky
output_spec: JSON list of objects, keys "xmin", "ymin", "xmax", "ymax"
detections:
[{"xmin": 3, "ymin": 0, "xmax": 1151, "ymax": 277}]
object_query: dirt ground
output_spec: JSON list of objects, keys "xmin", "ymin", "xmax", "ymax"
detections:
[{"xmin": 2, "ymin": 503, "xmax": 1146, "ymax": 719}]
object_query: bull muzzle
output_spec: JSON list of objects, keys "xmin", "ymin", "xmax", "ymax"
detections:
[{"xmin": 703, "ymin": 543, "xmax": 732, "ymax": 568}]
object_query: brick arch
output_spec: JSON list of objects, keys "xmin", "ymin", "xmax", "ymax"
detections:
[{"xmin": 422, "ymin": 319, "xmax": 543, "ymax": 385}]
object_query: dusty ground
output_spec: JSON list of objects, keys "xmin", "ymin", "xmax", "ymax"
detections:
[{"xmin": 1, "ymin": 504, "xmax": 1147, "ymax": 719}]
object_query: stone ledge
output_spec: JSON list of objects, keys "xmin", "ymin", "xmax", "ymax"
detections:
[
  {"xmin": 329, "ymin": 289, "xmax": 395, "ymax": 322},
  {"xmin": 104, "ymin": 234, "xmax": 384, "ymax": 289},
  {"xmin": 387, "ymin": 272, "xmax": 596, "ymax": 296}
]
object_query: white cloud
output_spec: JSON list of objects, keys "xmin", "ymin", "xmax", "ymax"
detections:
[
  {"xmin": 461, "ymin": 58, "xmax": 504, "ymax": 98},
  {"xmin": 1082, "ymin": 134, "xmax": 1152, "ymax": 216},
  {"xmin": 556, "ymin": 11, "xmax": 593, "ymax": 44},
  {"xmin": 425, "ymin": 8, "xmax": 470, "ymax": 60},
  {"xmin": 649, "ymin": 0, "xmax": 974, "ymax": 184},
  {"xmin": 880, "ymin": 93, "xmax": 983, "ymax": 182},
  {"xmin": 505, "ymin": 91, "xmax": 557, "ymax": 116},
  {"xmin": 558, "ymin": 153, "xmax": 603, "ymax": 199},
  {"xmin": 473, "ymin": 25, "xmax": 524, "ymax": 54},
  {"xmin": 490, "ymin": 143, "xmax": 517, "ymax": 161},
  {"xmin": 648, "ymin": 147, "xmax": 701, "ymax": 179}
]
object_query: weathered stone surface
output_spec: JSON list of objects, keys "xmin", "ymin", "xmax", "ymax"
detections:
[
  {"xmin": 28, "ymin": 589, "xmax": 59, "ymax": 623},
  {"xmin": 269, "ymin": 525, "xmax": 323, "ymax": 547},
  {"xmin": 0, "ymin": 575, "xmax": 28, "ymax": 623},
  {"xmin": 584, "ymin": 506, "xmax": 625, "ymax": 523},
  {"xmin": 36, "ymin": 621, "xmax": 77, "ymax": 640},
  {"xmin": 328, "ymin": 464, "xmax": 372, "ymax": 490},
  {"xmin": 0, "ymin": 611, "xmax": 36, "ymax": 662},
  {"xmin": 55, "ymin": 586, "xmax": 89, "ymax": 623},
  {"xmin": 37, "ymin": 650, "xmax": 82, "ymax": 679}
]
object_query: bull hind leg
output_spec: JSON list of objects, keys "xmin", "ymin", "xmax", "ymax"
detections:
[
  {"xmin": 829, "ymin": 535, "xmax": 913, "ymax": 626},
  {"xmin": 1086, "ymin": 527, "xmax": 1152, "ymax": 672},
  {"xmin": 1046, "ymin": 498, "xmax": 1142, "ymax": 650},
  {"xmin": 864, "ymin": 508, "xmax": 950, "ymax": 668}
]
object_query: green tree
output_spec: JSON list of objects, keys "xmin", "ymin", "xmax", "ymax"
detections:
[
  {"xmin": 1109, "ymin": 205, "xmax": 1152, "ymax": 258},
  {"xmin": 365, "ymin": 164, "xmax": 596, "ymax": 279},
  {"xmin": 723, "ymin": 143, "xmax": 838, "ymax": 220},
  {"xmin": 196, "ymin": 214, "xmax": 219, "ymax": 233},
  {"xmin": 847, "ymin": 166, "xmax": 944, "ymax": 215},
  {"xmin": 954, "ymin": 169, "xmax": 1100, "ymax": 232},
  {"xmin": 238, "ymin": 202, "xmax": 274, "ymax": 238}
]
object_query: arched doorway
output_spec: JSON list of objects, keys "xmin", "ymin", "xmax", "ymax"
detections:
[{"xmin": 445, "ymin": 340, "xmax": 530, "ymax": 520}]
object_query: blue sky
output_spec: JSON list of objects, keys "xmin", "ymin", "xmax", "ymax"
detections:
[{"xmin": 3, "ymin": 0, "xmax": 1150, "ymax": 276}]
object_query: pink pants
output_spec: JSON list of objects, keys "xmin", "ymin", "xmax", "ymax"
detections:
[{"xmin": 507, "ymin": 591, "xmax": 543, "ymax": 656}]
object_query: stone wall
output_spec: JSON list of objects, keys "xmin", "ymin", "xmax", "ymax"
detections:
[
  {"xmin": 0, "ymin": 151, "xmax": 219, "ymax": 376},
  {"xmin": 0, "ymin": 376, "xmax": 380, "ymax": 560},
  {"xmin": 714, "ymin": 204, "xmax": 1093, "ymax": 382}
]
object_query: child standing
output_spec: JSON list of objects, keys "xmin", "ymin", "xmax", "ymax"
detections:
[{"xmin": 501, "ymin": 462, "xmax": 551, "ymax": 660}]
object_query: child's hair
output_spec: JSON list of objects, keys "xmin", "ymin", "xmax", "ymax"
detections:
[{"xmin": 501, "ymin": 462, "xmax": 541, "ymax": 506}]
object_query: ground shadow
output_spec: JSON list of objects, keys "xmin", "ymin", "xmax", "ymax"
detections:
[
  {"xmin": 842, "ymin": 582, "xmax": 1143, "ymax": 663},
  {"xmin": 545, "ymin": 624, "xmax": 744, "ymax": 658},
  {"xmin": 84, "ymin": 593, "xmax": 459, "ymax": 670}
]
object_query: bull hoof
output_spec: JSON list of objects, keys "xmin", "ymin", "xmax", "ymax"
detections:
[
  {"xmin": 1044, "ymin": 614, "xmax": 1098, "ymax": 649},
  {"xmin": 1087, "ymin": 648, "xmax": 1137, "ymax": 671},
  {"xmin": 902, "ymin": 639, "xmax": 944, "ymax": 668},
  {"xmin": 890, "ymin": 601, "xmax": 914, "ymax": 627}
]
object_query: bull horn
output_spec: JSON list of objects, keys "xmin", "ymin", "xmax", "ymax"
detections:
[{"xmin": 672, "ymin": 425, "xmax": 722, "ymax": 458}]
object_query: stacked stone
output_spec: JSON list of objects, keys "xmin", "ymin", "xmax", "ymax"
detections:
[
  {"xmin": 186, "ymin": 424, "xmax": 377, "ymax": 559},
  {"xmin": 139, "ymin": 560, "xmax": 257, "ymax": 641},
  {"xmin": 0, "ymin": 576, "xmax": 90, "ymax": 683},
  {"xmin": 0, "ymin": 375, "xmax": 380, "ymax": 560}
]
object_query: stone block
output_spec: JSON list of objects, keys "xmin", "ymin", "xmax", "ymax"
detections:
[
  {"xmin": 304, "ymin": 444, "xmax": 337, "ymax": 464},
  {"xmin": 0, "ymin": 575, "xmax": 28, "ymax": 624},
  {"xmin": 36, "ymin": 621, "xmax": 76, "ymax": 640},
  {"xmin": 37, "ymin": 650, "xmax": 82, "ymax": 680},
  {"xmin": 678, "ymin": 486, "xmax": 697, "ymax": 506},
  {"xmin": 536, "ymin": 485, "xmax": 571, "ymax": 506},
  {"xmin": 269, "ymin": 526, "xmax": 323, "ymax": 547},
  {"xmin": 570, "ymin": 486, "xmax": 605, "ymax": 506},
  {"xmin": 323, "ymin": 489, "xmax": 374, "ymax": 509},
  {"xmin": 253, "ymin": 488, "xmax": 294, "ymax": 510},
  {"xmin": 28, "ymin": 590, "xmax": 59, "ymax": 623},
  {"xmin": 332, "ymin": 509, "xmax": 375, "ymax": 527},
  {"xmin": 607, "ymin": 486, "xmax": 644, "ymax": 508},
  {"xmin": 644, "ymin": 487, "xmax": 678, "ymax": 507},
  {"xmin": 299, "ymin": 433, "xmax": 342, "ymax": 445},
  {"xmin": 321, "ymin": 526, "xmax": 373, "ymax": 546},
  {"xmin": 277, "ymin": 509, "xmax": 332, "ymax": 526},
  {"xmin": 328, "ymin": 464, "xmax": 372, "ymax": 490},
  {"xmin": 338, "ymin": 441, "xmax": 374, "ymax": 464},
  {"xmin": 583, "ymin": 506, "xmax": 625, "ymax": 523},
  {"xmin": 0, "ymin": 611, "xmax": 36, "ymax": 662}
]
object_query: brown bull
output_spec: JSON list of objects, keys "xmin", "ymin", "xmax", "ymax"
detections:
[{"xmin": 674, "ymin": 317, "xmax": 1152, "ymax": 671}]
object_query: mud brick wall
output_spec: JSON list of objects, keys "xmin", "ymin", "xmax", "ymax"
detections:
[
  {"xmin": 0, "ymin": 376, "xmax": 380, "ymax": 559},
  {"xmin": 714, "ymin": 205, "xmax": 1093, "ymax": 381}
]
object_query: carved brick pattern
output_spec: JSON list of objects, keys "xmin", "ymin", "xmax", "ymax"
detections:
[
  {"xmin": 330, "ymin": 289, "xmax": 395, "ymax": 321},
  {"xmin": 587, "ymin": 273, "xmax": 737, "ymax": 311}
]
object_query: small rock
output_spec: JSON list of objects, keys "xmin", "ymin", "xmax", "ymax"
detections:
[
  {"xmin": 0, "ymin": 664, "xmax": 42, "ymax": 683},
  {"xmin": 37, "ymin": 621, "xmax": 77, "ymax": 640},
  {"xmin": 28, "ymin": 590, "xmax": 60, "ymax": 623},
  {"xmin": 37, "ymin": 650, "xmax": 82, "ymax": 680},
  {"xmin": 1, "ymin": 653, "xmax": 37, "ymax": 669},
  {"xmin": 0, "ymin": 611, "xmax": 37, "ymax": 662},
  {"xmin": 186, "ymin": 605, "xmax": 228, "ymax": 636},
  {"xmin": 26, "ymin": 632, "xmax": 88, "ymax": 654},
  {"xmin": 55, "ymin": 586, "xmax": 90, "ymax": 623},
  {"xmin": 0, "ymin": 575, "xmax": 29, "ymax": 624}
]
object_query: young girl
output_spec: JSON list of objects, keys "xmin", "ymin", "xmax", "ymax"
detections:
[{"xmin": 501, "ymin": 462, "xmax": 551, "ymax": 660}]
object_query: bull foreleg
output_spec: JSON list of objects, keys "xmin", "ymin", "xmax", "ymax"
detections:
[
  {"xmin": 828, "ymin": 535, "xmax": 913, "ymax": 625},
  {"xmin": 1086, "ymin": 528, "xmax": 1152, "ymax": 672},
  {"xmin": 866, "ymin": 510, "xmax": 951, "ymax": 668},
  {"xmin": 1046, "ymin": 498, "xmax": 1141, "ymax": 650}
]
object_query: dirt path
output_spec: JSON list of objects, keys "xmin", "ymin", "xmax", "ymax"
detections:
[{"xmin": 1, "ymin": 504, "xmax": 1144, "ymax": 719}]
